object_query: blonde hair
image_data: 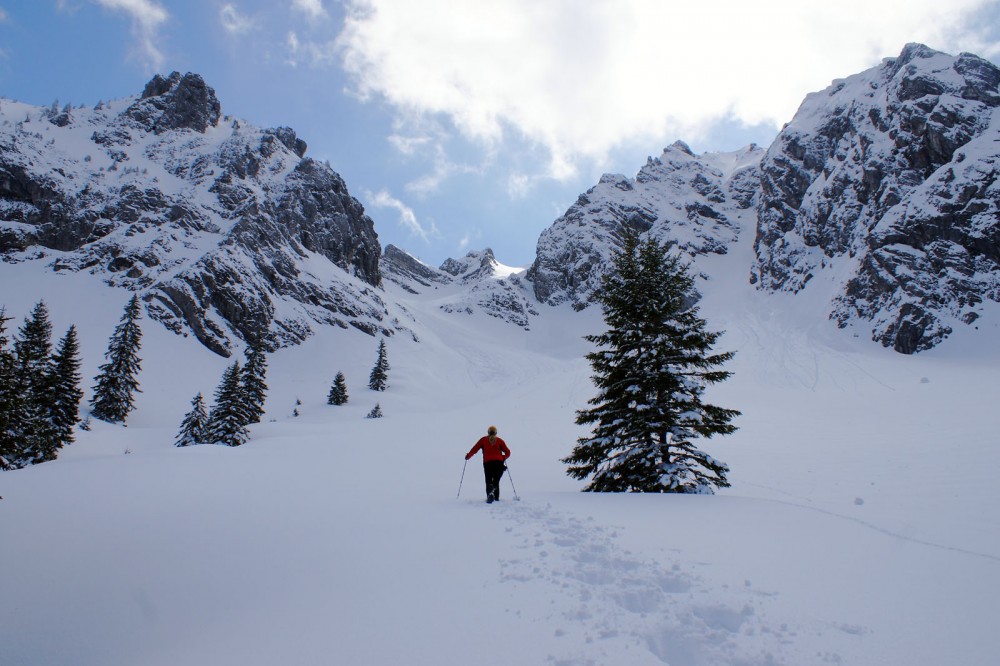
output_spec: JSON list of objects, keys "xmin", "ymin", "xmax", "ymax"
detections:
[{"xmin": 488, "ymin": 425, "xmax": 498, "ymax": 441}]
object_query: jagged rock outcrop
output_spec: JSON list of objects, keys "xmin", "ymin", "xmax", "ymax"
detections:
[
  {"xmin": 753, "ymin": 44, "xmax": 1000, "ymax": 352},
  {"xmin": 381, "ymin": 244, "xmax": 451, "ymax": 294},
  {"xmin": 382, "ymin": 246, "xmax": 538, "ymax": 329},
  {"xmin": 125, "ymin": 72, "xmax": 222, "ymax": 134},
  {"xmin": 528, "ymin": 142, "xmax": 763, "ymax": 307},
  {"xmin": 0, "ymin": 73, "xmax": 388, "ymax": 355}
]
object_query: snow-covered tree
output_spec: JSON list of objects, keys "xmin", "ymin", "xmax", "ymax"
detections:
[
  {"xmin": 241, "ymin": 345, "xmax": 268, "ymax": 424},
  {"xmin": 175, "ymin": 393, "xmax": 208, "ymax": 447},
  {"xmin": 49, "ymin": 325, "xmax": 84, "ymax": 447},
  {"xmin": 0, "ymin": 308, "xmax": 18, "ymax": 470},
  {"xmin": 90, "ymin": 295, "xmax": 143, "ymax": 424},
  {"xmin": 368, "ymin": 339, "xmax": 389, "ymax": 391},
  {"xmin": 206, "ymin": 362, "xmax": 249, "ymax": 446},
  {"xmin": 12, "ymin": 301, "xmax": 59, "ymax": 466},
  {"xmin": 366, "ymin": 403, "xmax": 383, "ymax": 419},
  {"xmin": 328, "ymin": 371, "xmax": 348, "ymax": 405},
  {"xmin": 563, "ymin": 228, "xmax": 740, "ymax": 493}
]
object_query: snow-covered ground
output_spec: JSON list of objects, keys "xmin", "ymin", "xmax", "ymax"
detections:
[{"xmin": 1, "ymin": 224, "xmax": 998, "ymax": 665}]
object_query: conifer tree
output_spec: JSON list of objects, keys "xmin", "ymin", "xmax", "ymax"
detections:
[
  {"xmin": 206, "ymin": 362, "xmax": 249, "ymax": 446},
  {"xmin": 175, "ymin": 393, "xmax": 208, "ymax": 447},
  {"xmin": 49, "ymin": 325, "xmax": 84, "ymax": 447},
  {"xmin": 563, "ymin": 229, "xmax": 740, "ymax": 493},
  {"xmin": 366, "ymin": 403, "xmax": 383, "ymax": 419},
  {"xmin": 368, "ymin": 339, "xmax": 389, "ymax": 391},
  {"xmin": 0, "ymin": 308, "xmax": 18, "ymax": 470},
  {"xmin": 241, "ymin": 345, "xmax": 268, "ymax": 424},
  {"xmin": 12, "ymin": 301, "xmax": 59, "ymax": 466},
  {"xmin": 91, "ymin": 295, "xmax": 143, "ymax": 424},
  {"xmin": 328, "ymin": 371, "xmax": 348, "ymax": 405}
]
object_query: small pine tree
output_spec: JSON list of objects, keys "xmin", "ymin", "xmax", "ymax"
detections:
[
  {"xmin": 563, "ymin": 229, "xmax": 740, "ymax": 493},
  {"xmin": 49, "ymin": 325, "xmax": 84, "ymax": 447},
  {"xmin": 12, "ymin": 301, "xmax": 60, "ymax": 466},
  {"xmin": 368, "ymin": 339, "xmax": 390, "ymax": 391},
  {"xmin": 241, "ymin": 345, "xmax": 268, "ymax": 424},
  {"xmin": 328, "ymin": 371, "xmax": 348, "ymax": 405},
  {"xmin": 206, "ymin": 362, "xmax": 249, "ymax": 446},
  {"xmin": 91, "ymin": 295, "xmax": 143, "ymax": 424},
  {"xmin": 366, "ymin": 403, "xmax": 383, "ymax": 419},
  {"xmin": 175, "ymin": 393, "xmax": 208, "ymax": 447}
]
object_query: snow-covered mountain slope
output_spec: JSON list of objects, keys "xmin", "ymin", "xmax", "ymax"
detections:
[
  {"xmin": 382, "ymin": 244, "xmax": 539, "ymax": 329},
  {"xmin": 528, "ymin": 141, "xmax": 763, "ymax": 308},
  {"xmin": 754, "ymin": 43, "xmax": 1000, "ymax": 353},
  {"xmin": 1, "ymin": 193, "xmax": 997, "ymax": 664},
  {"xmin": 527, "ymin": 44, "xmax": 999, "ymax": 355},
  {"xmin": 0, "ymin": 72, "xmax": 389, "ymax": 356}
]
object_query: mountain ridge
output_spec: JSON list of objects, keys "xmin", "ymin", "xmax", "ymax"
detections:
[{"xmin": 2, "ymin": 44, "xmax": 998, "ymax": 355}]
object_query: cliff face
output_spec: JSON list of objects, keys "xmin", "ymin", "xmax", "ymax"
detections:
[
  {"xmin": 527, "ymin": 44, "xmax": 999, "ymax": 353},
  {"xmin": 0, "ymin": 72, "xmax": 387, "ymax": 355},
  {"xmin": 528, "ymin": 142, "xmax": 763, "ymax": 309},
  {"xmin": 753, "ymin": 44, "xmax": 1000, "ymax": 352}
]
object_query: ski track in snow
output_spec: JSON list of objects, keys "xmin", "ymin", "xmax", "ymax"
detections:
[
  {"xmin": 747, "ymin": 495, "xmax": 1000, "ymax": 564},
  {"xmin": 486, "ymin": 500, "xmax": 822, "ymax": 666}
]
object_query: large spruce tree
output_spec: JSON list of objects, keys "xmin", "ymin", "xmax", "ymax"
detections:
[
  {"xmin": 175, "ymin": 392, "xmax": 208, "ymax": 447},
  {"xmin": 241, "ymin": 345, "xmax": 268, "ymax": 424},
  {"xmin": 205, "ymin": 362, "xmax": 250, "ymax": 446},
  {"xmin": 563, "ymin": 229, "xmax": 740, "ymax": 493},
  {"xmin": 91, "ymin": 295, "xmax": 143, "ymax": 424},
  {"xmin": 12, "ymin": 301, "xmax": 60, "ymax": 466},
  {"xmin": 49, "ymin": 325, "xmax": 84, "ymax": 447},
  {"xmin": 0, "ymin": 308, "xmax": 17, "ymax": 470}
]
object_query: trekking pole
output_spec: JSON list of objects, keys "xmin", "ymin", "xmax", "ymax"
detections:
[
  {"xmin": 505, "ymin": 464, "xmax": 520, "ymax": 501},
  {"xmin": 457, "ymin": 459, "xmax": 468, "ymax": 499}
]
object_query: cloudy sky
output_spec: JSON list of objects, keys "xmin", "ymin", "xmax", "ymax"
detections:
[{"xmin": 2, "ymin": 1, "xmax": 999, "ymax": 267}]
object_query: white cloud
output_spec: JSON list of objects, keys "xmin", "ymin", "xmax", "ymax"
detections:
[
  {"xmin": 505, "ymin": 172, "xmax": 533, "ymax": 200},
  {"xmin": 292, "ymin": 0, "xmax": 326, "ymax": 20},
  {"xmin": 220, "ymin": 3, "xmax": 255, "ymax": 35},
  {"xmin": 285, "ymin": 29, "xmax": 337, "ymax": 67},
  {"xmin": 457, "ymin": 230, "xmax": 480, "ymax": 254},
  {"xmin": 367, "ymin": 189, "xmax": 436, "ymax": 242},
  {"xmin": 95, "ymin": 0, "xmax": 169, "ymax": 71},
  {"xmin": 0, "ymin": 8, "xmax": 8, "ymax": 23},
  {"xmin": 337, "ymin": 0, "xmax": 1000, "ymax": 180},
  {"xmin": 387, "ymin": 134, "xmax": 431, "ymax": 156}
]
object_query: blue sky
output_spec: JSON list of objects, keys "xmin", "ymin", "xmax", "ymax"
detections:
[{"xmin": 2, "ymin": 1, "xmax": 999, "ymax": 268}]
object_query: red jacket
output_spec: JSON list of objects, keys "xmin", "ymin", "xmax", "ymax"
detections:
[{"xmin": 466, "ymin": 436, "xmax": 510, "ymax": 462}]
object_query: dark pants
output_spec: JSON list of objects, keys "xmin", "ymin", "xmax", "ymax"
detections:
[{"xmin": 484, "ymin": 460, "xmax": 506, "ymax": 501}]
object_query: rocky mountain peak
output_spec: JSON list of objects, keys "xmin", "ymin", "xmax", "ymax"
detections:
[
  {"xmin": 0, "ymin": 73, "xmax": 392, "ymax": 356},
  {"xmin": 752, "ymin": 43, "xmax": 1000, "ymax": 352},
  {"xmin": 125, "ymin": 71, "xmax": 222, "ymax": 134},
  {"xmin": 528, "ymin": 144, "xmax": 764, "ymax": 307},
  {"xmin": 440, "ymin": 248, "xmax": 499, "ymax": 281}
]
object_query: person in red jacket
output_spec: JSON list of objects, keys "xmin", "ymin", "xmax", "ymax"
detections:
[{"xmin": 465, "ymin": 425, "xmax": 510, "ymax": 503}]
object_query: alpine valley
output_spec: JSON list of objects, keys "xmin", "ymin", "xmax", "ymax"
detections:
[{"xmin": 1, "ymin": 44, "xmax": 998, "ymax": 666}]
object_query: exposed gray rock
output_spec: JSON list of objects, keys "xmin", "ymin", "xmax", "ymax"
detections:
[
  {"xmin": 125, "ymin": 72, "xmax": 221, "ymax": 134},
  {"xmin": 753, "ymin": 43, "xmax": 1000, "ymax": 352},
  {"xmin": 0, "ymin": 73, "xmax": 391, "ymax": 356},
  {"xmin": 381, "ymin": 244, "xmax": 451, "ymax": 293},
  {"xmin": 528, "ymin": 142, "xmax": 763, "ymax": 307}
]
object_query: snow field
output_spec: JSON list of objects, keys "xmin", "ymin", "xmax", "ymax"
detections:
[{"xmin": 1, "ymin": 246, "xmax": 999, "ymax": 665}]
